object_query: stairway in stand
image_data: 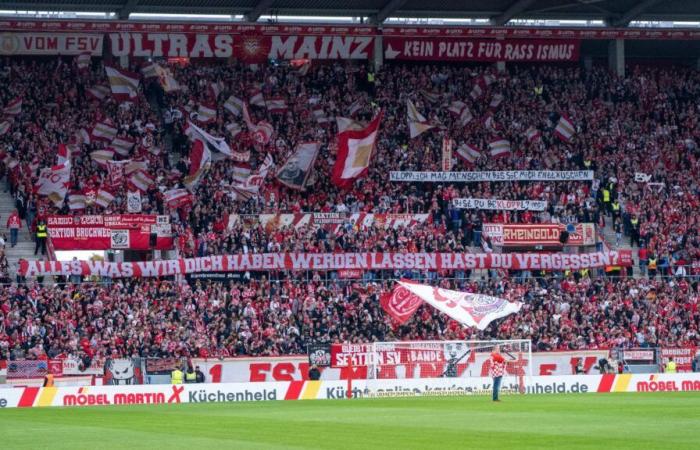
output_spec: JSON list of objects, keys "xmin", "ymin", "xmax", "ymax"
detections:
[{"xmin": 0, "ymin": 186, "xmax": 40, "ymax": 281}]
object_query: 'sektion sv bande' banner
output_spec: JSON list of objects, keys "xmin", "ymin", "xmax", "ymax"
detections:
[{"xmin": 19, "ymin": 250, "xmax": 632, "ymax": 278}]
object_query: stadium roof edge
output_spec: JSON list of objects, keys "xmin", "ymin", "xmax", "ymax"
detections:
[{"xmin": 1, "ymin": 0, "xmax": 700, "ymax": 25}]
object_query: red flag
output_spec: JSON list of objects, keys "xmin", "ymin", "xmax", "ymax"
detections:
[{"xmin": 379, "ymin": 284, "xmax": 423, "ymax": 325}]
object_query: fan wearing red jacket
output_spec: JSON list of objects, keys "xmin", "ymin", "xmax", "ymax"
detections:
[{"xmin": 490, "ymin": 346, "xmax": 506, "ymax": 402}]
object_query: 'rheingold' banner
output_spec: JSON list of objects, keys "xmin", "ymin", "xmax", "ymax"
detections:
[
  {"xmin": 383, "ymin": 37, "xmax": 579, "ymax": 62},
  {"xmin": 452, "ymin": 198, "xmax": 547, "ymax": 211},
  {"xmin": 19, "ymin": 250, "xmax": 632, "ymax": 278},
  {"xmin": 389, "ymin": 171, "xmax": 594, "ymax": 183}
]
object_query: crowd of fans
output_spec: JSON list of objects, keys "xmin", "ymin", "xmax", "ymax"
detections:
[
  {"xmin": 0, "ymin": 276, "xmax": 697, "ymax": 361},
  {"xmin": 1, "ymin": 55, "xmax": 700, "ymax": 361}
]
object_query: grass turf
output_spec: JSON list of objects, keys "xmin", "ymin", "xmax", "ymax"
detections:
[{"xmin": 1, "ymin": 392, "xmax": 699, "ymax": 449}]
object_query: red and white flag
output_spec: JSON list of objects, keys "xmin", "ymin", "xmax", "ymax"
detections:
[
  {"xmin": 555, "ymin": 115, "xmax": 576, "ymax": 142},
  {"xmin": 105, "ymin": 65, "xmax": 140, "ymax": 102},
  {"xmin": 184, "ymin": 140, "xmax": 211, "ymax": 190},
  {"xmin": 249, "ymin": 89, "xmax": 265, "ymax": 107},
  {"xmin": 406, "ymin": 99, "xmax": 434, "ymax": 138},
  {"xmin": 526, "ymin": 126, "xmax": 541, "ymax": 142},
  {"xmin": 35, "ymin": 162, "xmax": 71, "ymax": 207},
  {"xmin": 95, "ymin": 187, "xmax": 115, "ymax": 208},
  {"xmin": 441, "ymin": 137, "xmax": 453, "ymax": 171},
  {"xmin": 128, "ymin": 171, "xmax": 154, "ymax": 192},
  {"xmin": 489, "ymin": 93, "xmax": 504, "ymax": 109},
  {"xmin": 163, "ymin": 188, "xmax": 193, "ymax": 209},
  {"xmin": 331, "ymin": 111, "xmax": 383, "ymax": 189},
  {"xmin": 90, "ymin": 149, "xmax": 114, "ymax": 167},
  {"xmin": 448, "ymin": 100, "xmax": 467, "ymax": 116},
  {"xmin": 75, "ymin": 52, "xmax": 91, "ymax": 70},
  {"xmin": 397, "ymin": 280, "xmax": 522, "ymax": 330},
  {"xmin": 196, "ymin": 103, "xmax": 217, "ymax": 123},
  {"xmin": 91, "ymin": 121, "xmax": 117, "ymax": 141},
  {"xmin": 231, "ymin": 153, "xmax": 274, "ymax": 200},
  {"xmin": 242, "ymin": 104, "xmax": 274, "ymax": 145},
  {"xmin": 232, "ymin": 164, "xmax": 252, "ymax": 184},
  {"xmin": 110, "ymin": 136, "xmax": 136, "ymax": 156},
  {"xmin": 107, "ymin": 160, "xmax": 127, "ymax": 186},
  {"xmin": 185, "ymin": 120, "xmax": 233, "ymax": 156},
  {"xmin": 57, "ymin": 143, "xmax": 70, "ymax": 165},
  {"xmin": 489, "ymin": 138, "xmax": 511, "ymax": 158},
  {"xmin": 141, "ymin": 62, "xmax": 159, "ymax": 78},
  {"xmin": 470, "ymin": 83, "xmax": 484, "ymax": 100},
  {"xmin": 266, "ymin": 97, "xmax": 288, "ymax": 114},
  {"xmin": 226, "ymin": 122, "xmax": 242, "ymax": 138},
  {"xmin": 224, "ymin": 95, "xmax": 245, "ymax": 116},
  {"xmin": 313, "ymin": 106, "xmax": 330, "ymax": 124},
  {"xmin": 67, "ymin": 191, "xmax": 86, "ymax": 210},
  {"xmin": 2, "ymin": 98, "xmax": 22, "ymax": 116},
  {"xmin": 86, "ymin": 85, "xmax": 111, "ymax": 101},
  {"xmin": 456, "ymin": 143, "xmax": 481, "ymax": 166},
  {"xmin": 0, "ymin": 121, "xmax": 10, "ymax": 136},
  {"xmin": 124, "ymin": 159, "xmax": 149, "ymax": 175},
  {"xmin": 380, "ymin": 284, "xmax": 424, "ymax": 325},
  {"xmin": 209, "ymin": 80, "xmax": 225, "ymax": 99}
]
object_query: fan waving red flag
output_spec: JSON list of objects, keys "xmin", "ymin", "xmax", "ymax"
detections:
[
  {"xmin": 379, "ymin": 284, "xmax": 423, "ymax": 325},
  {"xmin": 331, "ymin": 110, "xmax": 383, "ymax": 189}
]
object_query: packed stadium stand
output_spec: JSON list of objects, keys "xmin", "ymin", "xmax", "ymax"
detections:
[{"xmin": 0, "ymin": 1, "xmax": 699, "ymax": 380}]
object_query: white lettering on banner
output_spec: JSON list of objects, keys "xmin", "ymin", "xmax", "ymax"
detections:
[
  {"xmin": 192, "ymin": 352, "xmax": 609, "ymax": 383},
  {"xmin": 390, "ymin": 170, "xmax": 594, "ymax": 182},
  {"xmin": 19, "ymin": 250, "xmax": 632, "ymax": 277},
  {"xmin": 108, "ymin": 33, "xmax": 373, "ymax": 59},
  {"xmin": 3, "ymin": 373, "xmax": 700, "ymax": 407},
  {"xmin": 453, "ymin": 198, "xmax": 547, "ymax": 211},
  {"xmin": 0, "ymin": 33, "xmax": 103, "ymax": 55}
]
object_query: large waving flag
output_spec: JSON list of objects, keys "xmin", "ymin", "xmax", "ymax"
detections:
[
  {"xmin": 183, "ymin": 140, "xmax": 211, "ymax": 190},
  {"xmin": 456, "ymin": 143, "xmax": 481, "ymax": 166},
  {"xmin": 554, "ymin": 115, "xmax": 576, "ymax": 142},
  {"xmin": 105, "ymin": 65, "xmax": 140, "ymax": 102},
  {"xmin": 242, "ymin": 103, "xmax": 274, "ymax": 145},
  {"xmin": 396, "ymin": 280, "xmax": 522, "ymax": 330},
  {"xmin": 185, "ymin": 120, "xmax": 233, "ymax": 156},
  {"xmin": 406, "ymin": 99, "xmax": 434, "ymax": 138},
  {"xmin": 331, "ymin": 111, "xmax": 383, "ymax": 189},
  {"xmin": 35, "ymin": 162, "xmax": 71, "ymax": 207},
  {"xmin": 230, "ymin": 154, "xmax": 274, "ymax": 201}
]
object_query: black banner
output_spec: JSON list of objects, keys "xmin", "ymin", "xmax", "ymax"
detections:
[{"xmin": 307, "ymin": 343, "xmax": 332, "ymax": 367}]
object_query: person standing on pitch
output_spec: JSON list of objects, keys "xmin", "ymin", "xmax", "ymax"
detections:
[{"xmin": 490, "ymin": 346, "xmax": 506, "ymax": 402}]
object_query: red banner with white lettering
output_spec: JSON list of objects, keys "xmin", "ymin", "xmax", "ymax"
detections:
[
  {"xmin": 19, "ymin": 250, "xmax": 632, "ymax": 278},
  {"xmin": 661, "ymin": 348, "xmax": 698, "ymax": 372},
  {"xmin": 383, "ymin": 37, "xmax": 579, "ymax": 62},
  {"xmin": 47, "ymin": 215, "xmax": 173, "ymax": 250},
  {"xmin": 0, "ymin": 32, "xmax": 103, "ymax": 55}
]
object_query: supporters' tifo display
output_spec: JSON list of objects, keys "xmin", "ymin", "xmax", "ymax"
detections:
[{"xmin": 1, "ymin": 17, "xmax": 700, "ymax": 406}]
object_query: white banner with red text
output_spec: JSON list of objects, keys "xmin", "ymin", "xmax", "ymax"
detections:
[
  {"xmin": 19, "ymin": 250, "xmax": 632, "ymax": 278},
  {"xmin": 47, "ymin": 215, "xmax": 173, "ymax": 251},
  {"xmin": 228, "ymin": 213, "xmax": 431, "ymax": 232},
  {"xmin": 2, "ymin": 373, "xmax": 700, "ymax": 408}
]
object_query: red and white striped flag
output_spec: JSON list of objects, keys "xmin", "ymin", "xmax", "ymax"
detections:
[
  {"xmin": 77, "ymin": 127, "xmax": 91, "ymax": 144},
  {"xmin": 86, "ymin": 85, "xmax": 111, "ymax": 101},
  {"xmin": 0, "ymin": 121, "xmax": 10, "ymax": 136},
  {"xmin": 489, "ymin": 138, "xmax": 511, "ymax": 158},
  {"xmin": 90, "ymin": 149, "xmax": 114, "ymax": 167},
  {"xmin": 232, "ymin": 164, "xmax": 252, "ymax": 184},
  {"xmin": 75, "ymin": 52, "xmax": 91, "ymax": 70},
  {"xmin": 68, "ymin": 191, "xmax": 87, "ymax": 210},
  {"xmin": 128, "ymin": 171, "xmax": 154, "ymax": 192},
  {"xmin": 110, "ymin": 136, "xmax": 136, "ymax": 156},
  {"xmin": 312, "ymin": 106, "xmax": 330, "ymax": 124},
  {"xmin": 125, "ymin": 159, "xmax": 149, "ymax": 175},
  {"xmin": 226, "ymin": 122, "xmax": 242, "ymax": 137},
  {"xmin": 456, "ymin": 143, "xmax": 481, "ymax": 165},
  {"xmin": 459, "ymin": 108, "xmax": 473, "ymax": 127},
  {"xmin": 526, "ymin": 126, "xmax": 541, "ymax": 142},
  {"xmin": 224, "ymin": 95, "xmax": 245, "ymax": 116},
  {"xmin": 91, "ymin": 121, "xmax": 117, "ymax": 141},
  {"xmin": 266, "ymin": 97, "xmax": 288, "ymax": 114},
  {"xmin": 2, "ymin": 98, "xmax": 22, "ymax": 116},
  {"xmin": 249, "ymin": 89, "xmax": 265, "ymax": 107},
  {"xmin": 105, "ymin": 65, "xmax": 140, "ymax": 102},
  {"xmin": 555, "ymin": 115, "xmax": 576, "ymax": 142},
  {"xmin": 95, "ymin": 187, "xmax": 115, "ymax": 208},
  {"xmin": 196, "ymin": 103, "xmax": 217, "ymax": 123},
  {"xmin": 489, "ymin": 93, "xmax": 504, "ymax": 109},
  {"xmin": 163, "ymin": 188, "xmax": 193, "ymax": 209},
  {"xmin": 448, "ymin": 101, "xmax": 467, "ymax": 116}
]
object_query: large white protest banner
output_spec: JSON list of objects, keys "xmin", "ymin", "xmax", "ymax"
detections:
[{"xmin": 390, "ymin": 171, "xmax": 594, "ymax": 182}]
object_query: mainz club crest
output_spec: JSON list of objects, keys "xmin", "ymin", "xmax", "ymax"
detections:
[{"xmin": 235, "ymin": 34, "xmax": 270, "ymax": 63}]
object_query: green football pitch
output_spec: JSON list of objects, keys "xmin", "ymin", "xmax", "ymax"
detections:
[{"xmin": 1, "ymin": 392, "xmax": 698, "ymax": 449}]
